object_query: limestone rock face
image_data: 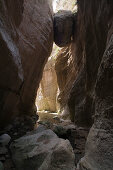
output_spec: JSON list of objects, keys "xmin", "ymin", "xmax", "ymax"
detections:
[
  {"xmin": 55, "ymin": 45, "xmax": 76, "ymax": 117},
  {"xmin": 78, "ymin": 32, "xmax": 113, "ymax": 170},
  {"xmin": 0, "ymin": 0, "xmax": 53, "ymax": 127},
  {"xmin": 53, "ymin": 1, "xmax": 77, "ymax": 118},
  {"xmin": 68, "ymin": 0, "xmax": 113, "ymax": 127},
  {"xmin": 54, "ymin": 0, "xmax": 113, "ymax": 168},
  {"xmin": 36, "ymin": 58, "xmax": 58, "ymax": 112},
  {"xmin": 11, "ymin": 129, "xmax": 76, "ymax": 170},
  {"xmin": 68, "ymin": 68, "xmax": 87, "ymax": 125},
  {"xmin": 54, "ymin": 0, "xmax": 76, "ymax": 13},
  {"xmin": 74, "ymin": 0, "xmax": 113, "ymax": 169},
  {"xmin": 78, "ymin": 120, "xmax": 113, "ymax": 170},
  {"xmin": 37, "ymin": 0, "xmax": 76, "ymax": 117}
]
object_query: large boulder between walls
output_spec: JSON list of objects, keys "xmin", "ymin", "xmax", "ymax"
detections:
[
  {"xmin": 0, "ymin": 0, "xmax": 53, "ymax": 127},
  {"xmin": 54, "ymin": 10, "xmax": 74, "ymax": 47},
  {"xmin": 10, "ymin": 129, "xmax": 76, "ymax": 170}
]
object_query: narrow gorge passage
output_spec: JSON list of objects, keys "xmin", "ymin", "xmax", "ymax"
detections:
[{"xmin": 0, "ymin": 0, "xmax": 113, "ymax": 170}]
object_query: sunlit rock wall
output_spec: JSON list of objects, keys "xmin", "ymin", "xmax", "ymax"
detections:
[
  {"xmin": 36, "ymin": 0, "xmax": 76, "ymax": 114},
  {"xmin": 36, "ymin": 57, "xmax": 58, "ymax": 112},
  {"xmin": 53, "ymin": 0, "xmax": 76, "ymax": 118}
]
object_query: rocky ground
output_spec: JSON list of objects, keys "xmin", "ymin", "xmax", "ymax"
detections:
[{"xmin": 0, "ymin": 113, "xmax": 89, "ymax": 170}]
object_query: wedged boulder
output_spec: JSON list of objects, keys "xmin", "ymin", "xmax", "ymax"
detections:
[
  {"xmin": 0, "ymin": 0, "xmax": 53, "ymax": 127},
  {"xmin": 54, "ymin": 10, "xmax": 74, "ymax": 47},
  {"xmin": 11, "ymin": 129, "xmax": 76, "ymax": 170}
]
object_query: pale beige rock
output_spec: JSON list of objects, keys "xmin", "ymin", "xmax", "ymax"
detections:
[
  {"xmin": 36, "ymin": 58, "xmax": 58, "ymax": 112},
  {"xmin": 38, "ymin": 111, "xmax": 60, "ymax": 123}
]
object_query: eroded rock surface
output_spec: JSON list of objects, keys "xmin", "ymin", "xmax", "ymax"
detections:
[
  {"xmin": 75, "ymin": 0, "xmax": 113, "ymax": 169},
  {"xmin": 55, "ymin": 45, "xmax": 76, "ymax": 118},
  {"xmin": 36, "ymin": 58, "xmax": 58, "ymax": 112},
  {"xmin": 0, "ymin": 0, "xmax": 53, "ymax": 127},
  {"xmin": 11, "ymin": 129, "xmax": 76, "ymax": 170},
  {"xmin": 54, "ymin": 0, "xmax": 113, "ymax": 169},
  {"xmin": 78, "ymin": 32, "xmax": 113, "ymax": 170}
]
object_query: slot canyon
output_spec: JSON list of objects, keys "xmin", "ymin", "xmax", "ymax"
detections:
[{"xmin": 0, "ymin": 0, "xmax": 113, "ymax": 170}]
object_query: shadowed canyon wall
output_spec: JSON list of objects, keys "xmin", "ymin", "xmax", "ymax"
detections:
[
  {"xmin": 0, "ymin": 0, "xmax": 53, "ymax": 127},
  {"xmin": 71, "ymin": 0, "xmax": 113, "ymax": 169},
  {"xmin": 53, "ymin": 0, "xmax": 113, "ymax": 168},
  {"xmin": 0, "ymin": 0, "xmax": 113, "ymax": 169},
  {"xmin": 68, "ymin": 0, "xmax": 113, "ymax": 127}
]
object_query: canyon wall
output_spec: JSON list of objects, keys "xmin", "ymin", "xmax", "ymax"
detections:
[
  {"xmin": 68, "ymin": 0, "xmax": 113, "ymax": 127},
  {"xmin": 0, "ymin": 0, "xmax": 53, "ymax": 127},
  {"xmin": 0, "ymin": 0, "xmax": 113, "ymax": 169},
  {"xmin": 54, "ymin": 1, "xmax": 113, "ymax": 168},
  {"xmin": 78, "ymin": 0, "xmax": 113, "ymax": 170},
  {"xmin": 36, "ymin": 0, "xmax": 76, "ymax": 114},
  {"xmin": 36, "ymin": 57, "xmax": 58, "ymax": 112}
]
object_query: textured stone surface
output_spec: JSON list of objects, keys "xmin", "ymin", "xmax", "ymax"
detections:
[
  {"xmin": 36, "ymin": 58, "xmax": 58, "ymax": 112},
  {"xmin": 78, "ymin": 32, "xmax": 113, "ymax": 170},
  {"xmin": 54, "ymin": 10, "xmax": 74, "ymax": 47},
  {"xmin": 0, "ymin": 0, "xmax": 53, "ymax": 127},
  {"xmin": 54, "ymin": 0, "xmax": 76, "ymax": 13},
  {"xmin": 68, "ymin": 0, "xmax": 113, "ymax": 127},
  {"xmin": 75, "ymin": 0, "xmax": 113, "ymax": 169},
  {"xmin": 55, "ymin": 45, "xmax": 76, "ymax": 115},
  {"xmin": 11, "ymin": 129, "xmax": 75, "ymax": 170},
  {"xmin": 78, "ymin": 119, "xmax": 113, "ymax": 170}
]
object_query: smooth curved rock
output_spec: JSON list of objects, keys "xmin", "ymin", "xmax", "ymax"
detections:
[
  {"xmin": 55, "ymin": 46, "xmax": 76, "ymax": 114},
  {"xmin": 0, "ymin": 134, "xmax": 11, "ymax": 146},
  {"xmin": 0, "ymin": 0, "xmax": 53, "ymax": 127}
]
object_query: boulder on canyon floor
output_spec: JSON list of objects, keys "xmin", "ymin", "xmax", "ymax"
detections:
[{"xmin": 11, "ymin": 129, "xmax": 76, "ymax": 170}]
